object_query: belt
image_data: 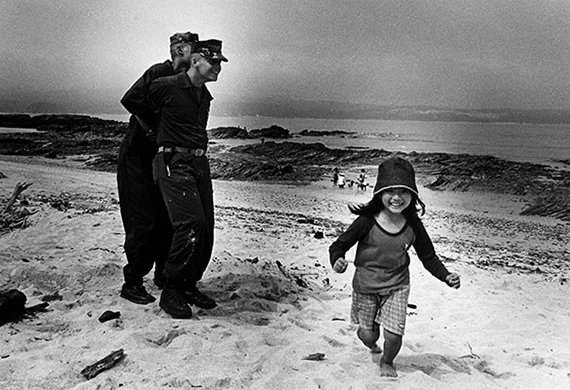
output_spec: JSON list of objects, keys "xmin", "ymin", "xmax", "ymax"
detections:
[{"xmin": 157, "ymin": 146, "xmax": 205, "ymax": 156}]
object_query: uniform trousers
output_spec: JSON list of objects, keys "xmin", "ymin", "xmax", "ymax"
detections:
[
  {"xmin": 153, "ymin": 150, "xmax": 214, "ymax": 287},
  {"xmin": 117, "ymin": 122, "xmax": 173, "ymax": 285}
]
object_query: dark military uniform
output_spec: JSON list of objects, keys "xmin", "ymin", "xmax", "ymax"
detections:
[
  {"xmin": 145, "ymin": 71, "xmax": 214, "ymax": 287},
  {"xmin": 122, "ymin": 38, "xmax": 227, "ymax": 317},
  {"xmin": 118, "ymin": 32, "xmax": 199, "ymax": 305},
  {"xmin": 118, "ymin": 60, "xmax": 180, "ymax": 289}
]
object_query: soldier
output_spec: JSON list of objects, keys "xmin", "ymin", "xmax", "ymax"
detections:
[{"xmin": 118, "ymin": 32, "xmax": 199, "ymax": 305}]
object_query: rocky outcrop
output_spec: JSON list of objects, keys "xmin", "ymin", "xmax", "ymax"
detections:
[
  {"xmin": 299, "ymin": 129, "xmax": 355, "ymax": 137},
  {"xmin": 209, "ymin": 125, "xmax": 290, "ymax": 139},
  {"xmin": 249, "ymin": 125, "xmax": 289, "ymax": 139},
  {"xmin": 0, "ymin": 114, "xmax": 127, "ymax": 160},
  {"xmin": 0, "ymin": 114, "xmax": 35, "ymax": 128},
  {"xmin": 0, "ymin": 114, "xmax": 124, "ymax": 130},
  {"xmin": 209, "ymin": 127, "xmax": 249, "ymax": 139}
]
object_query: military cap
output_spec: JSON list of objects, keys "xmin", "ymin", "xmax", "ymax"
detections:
[
  {"xmin": 194, "ymin": 39, "xmax": 228, "ymax": 62},
  {"xmin": 169, "ymin": 32, "xmax": 200, "ymax": 46}
]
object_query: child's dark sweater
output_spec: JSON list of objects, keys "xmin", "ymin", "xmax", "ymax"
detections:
[{"xmin": 329, "ymin": 215, "xmax": 450, "ymax": 294}]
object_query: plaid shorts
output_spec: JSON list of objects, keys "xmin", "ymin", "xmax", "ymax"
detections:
[{"xmin": 351, "ymin": 285, "xmax": 410, "ymax": 336}]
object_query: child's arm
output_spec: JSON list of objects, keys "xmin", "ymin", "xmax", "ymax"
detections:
[
  {"xmin": 411, "ymin": 217, "xmax": 460, "ymax": 287},
  {"xmin": 332, "ymin": 257, "xmax": 349, "ymax": 273},
  {"xmin": 329, "ymin": 215, "xmax": 374, "ymax": 270}
]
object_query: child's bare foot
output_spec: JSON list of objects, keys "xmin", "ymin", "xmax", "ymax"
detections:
[{"xmin": 380, "ymin": 360, "xmax": 398, "ymax": 377}]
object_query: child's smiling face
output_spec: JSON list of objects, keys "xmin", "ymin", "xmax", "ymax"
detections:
[{"xmin": 380, "ymin": 188, "xmax": 412, "ymax": 215}]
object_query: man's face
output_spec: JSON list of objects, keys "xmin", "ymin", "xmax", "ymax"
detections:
[{"xmin": 195, "ymin": 55, "xmax": 222, "ymax": 82}]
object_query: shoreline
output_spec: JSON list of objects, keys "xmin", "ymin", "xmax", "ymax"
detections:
[{"xmin": 2, "ymin": 112, "xmax": 570, "ymax": 167}]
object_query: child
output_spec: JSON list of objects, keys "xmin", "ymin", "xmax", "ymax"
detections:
[
  {"xmin": 329, "ymin": 157, "xmax": 460, "ymax": 377},
  {"xmin": 337, "ymin": 173, "xmax": 346, "ymax": 189},
  {"xmin": 332, "ymin": 167, "xmax": 340, "ymax": 187}
]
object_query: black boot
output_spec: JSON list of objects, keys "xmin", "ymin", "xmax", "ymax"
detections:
[
  {"xmin": 160, "ymin": 288, "xmax": 193, "ymax": 319},
  {"xmin": 185, "ymin": 285, "xmax": 217, "ymax": 309},
  {"xmin": 153, "ymin": 274, "xmax": 166, "ymax": 290},
  {"xmin": 120, "ymin": 283, "xmax": 156, "ymax": 305}
]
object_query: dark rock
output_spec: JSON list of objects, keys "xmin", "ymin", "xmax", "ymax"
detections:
[
  {"xmin": 0, "ymin": 113, "xmax": 125, "ymax": 130},
  {"xmin": 42, "ymin": 292, "xmax": 63, "ymax": 302},
  {"xmin": 98, "ymin": 310, "xmax": 121, "ymax": 323},
  {"xmin": 0, "ymin": 114, "xmax": 34, "ymax": 128},
  {"xmin": 209, "ymin": 126, "xmax": 249, "ymax": 139},
  {"xmin": 299, "ymin": 129, "xmax": 355, "ymax": 137},
  {"xmin": 249, "ymin": 125, "xmax": 290, "ymax": 139},
  {"xmin": 0, "ymin": 289, "xmax": 27, "ymax": 326}
]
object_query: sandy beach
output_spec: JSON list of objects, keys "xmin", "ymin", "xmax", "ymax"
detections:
[{"xmin": 1, "ymin": 151, "xmax": 569, "ymax": 390}]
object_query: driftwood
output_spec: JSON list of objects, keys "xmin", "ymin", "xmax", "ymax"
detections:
[
  {"xmin": 302, "ymin": 352, "xmax": 326, "ymax": 361},
  {"xmin": 275, "ymin": 261, "xmax": 309, "ymax": 288},
  {"xmin": 2, "ymin": 182, "xmax": 33, "ymax": 214},
  {"xmin": 81, "ymin": 349, "xmax": 125, "ymax": 380}
]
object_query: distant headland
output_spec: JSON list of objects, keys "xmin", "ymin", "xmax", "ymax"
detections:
[{"xmin": 2, "ymin": 98, "xmax": 570, "ymax": 124}]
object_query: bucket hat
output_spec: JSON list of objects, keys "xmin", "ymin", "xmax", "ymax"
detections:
[{"xmin": 372, "ymin": 157, "xmax": 419, "ymax": 197}]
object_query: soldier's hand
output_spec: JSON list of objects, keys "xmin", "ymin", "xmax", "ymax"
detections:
[{"xmin": 146, "ymin": 129, "xmax": 157, "ymax": 145}]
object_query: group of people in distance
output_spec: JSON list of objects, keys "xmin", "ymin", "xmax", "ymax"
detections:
[
  {"xmin": 332, "ymin": 167, "xmax": 368, "ymax": 190},
  {"xmin": 117, "ymin": 31, "xmax": 461, "ymax": 378}
]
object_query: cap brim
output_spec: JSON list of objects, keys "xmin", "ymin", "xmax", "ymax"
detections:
[
  {"xmin": 373, "ymin": 185, "xmax": 419, "ymax": 197},
  {"xmin": 200, "ymin": 53, "xmax": 228, "ymax": 62}
]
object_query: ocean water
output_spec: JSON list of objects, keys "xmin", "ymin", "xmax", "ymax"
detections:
[
  {"xmin": 3, "ymin": 113, "xmax": 570, "ymax": 166},
  {"xmin": 205, "ymin": 116, "xmax": 570, "ymax": 166}
]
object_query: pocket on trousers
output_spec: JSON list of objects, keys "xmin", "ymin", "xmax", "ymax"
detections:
[{"xmin": 168, "ymin": 155, "xmax": 199, "ymax": 182}]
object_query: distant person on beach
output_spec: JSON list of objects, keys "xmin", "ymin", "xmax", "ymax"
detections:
[
  {"xmin": 136, "ymin": 39, "xmax": 228, "ymax": 319},
  {"xmin": 118, "ymin": 32, "xmax": 199, "ymax": 305},
  {"xmin": 332, "ymin": 167, "xmax": 339, "ymax": 187},
  {"xmin": 357, "ymin": 168, "xmax": 367, "ymax": 190},
  {"xmin": 329, "ymin": 157, "xmax": 461, "ymax": 377},
  {"xmin": 337, "ymin": 173, "xmax": 346, "ymax": 188}
]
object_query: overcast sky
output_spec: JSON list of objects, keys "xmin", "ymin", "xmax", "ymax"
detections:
[{"xmin": 1, "ymin": 0, "xmax": 569, "ymax": 114}]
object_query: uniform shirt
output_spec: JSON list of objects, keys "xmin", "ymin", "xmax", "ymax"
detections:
[
  {"xmin": 121, "ymin": 60, "xmax": 176, "ymax": 130},
  {"xmin": 120, "ymin": 60, "xmax": 178, "ymax": 157},
  {"xmin": 147, "ymin": 72, "xmax": 213, "ymax": 150},
  {"xmin": 329, "ymin": 214, "xmax": 450, "ymax": 294}
]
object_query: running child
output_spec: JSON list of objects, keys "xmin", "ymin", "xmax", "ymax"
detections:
[{"xmin": 329, "ymin": 156, "xmax": 461, "ymax": 377}]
